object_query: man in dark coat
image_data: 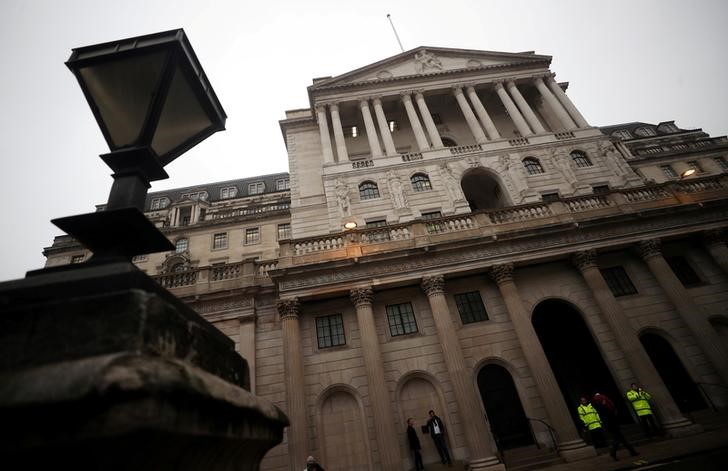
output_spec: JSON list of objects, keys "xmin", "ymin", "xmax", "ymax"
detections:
[
  {"xmin": 426, "ymin": 410, "xmax": 452, "ymax": 465},
  {"xmin": 592, "ymin": 392, "xmax": 639, "ymax": 461},
  {"xmin": 407, "ymin": 418, "xmax": 425, "ymax": 471}
]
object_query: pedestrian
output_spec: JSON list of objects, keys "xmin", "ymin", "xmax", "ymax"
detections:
[
  {"xmin": 626, "ymin": 383, "xmax": 660, "ymax": 438},
  {"xmin": 592, "ymin": 392, "xmax": 639, "ymax": 461},
  {"xmin": 304, "ymin": 455, "xmax": 325, "ymax": 471},
  {"xmin": 426, "ymin": 410, "xmax": 452, "ymax": 466},
  {"xmin": 577, "ymin": 396, "xmax": 607, "ymax": 448},
  {"xmin": 407, "ymin": 418, "xmax": 425, "ymax": 471}
]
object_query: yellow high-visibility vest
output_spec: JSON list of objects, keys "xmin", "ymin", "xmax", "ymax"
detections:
[
  {"xmin": 578, "ymin": 404, "xmax": 602, "ymax": 430},
  {"xmin": 627, "ymin": 389, "xmax": 653, "ymax": 416}
]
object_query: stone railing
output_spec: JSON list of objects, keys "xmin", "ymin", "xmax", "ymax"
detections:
[
  {"xmin": 294, "ymin": 236, "xmax": 345, "ymax": 255},
  {"xmin": 621, "ymin": 186, "xmax": 672, "ymax": 203},
  {"xmin": 564, "ymin": 194, "xmax": 613, "ymax": 212},
  {"xmin": 509, "ymin": 137, "xmax": 530, "ymax": 146},
  {"xmin": 554, "ymin": 131, "xmax": 576, "ymax": 140},
  {"xmin": 425, "ymin": 215, "xmax": 475, "ymax": 234},
  {"xmin": 400, "ymin": 152, "xmax": 423, "ymax": 162},
  {"xmin": 449, "ymin": 144, "xmax": 483, "ymax": 155},
  {"xmin": 352, "ymin": 159, "xmax": 374, "ymax": 169},
  {"xmin": 156, "ymin": 269, "xmax": 198, "ymax": 289},
  {"xmin": 674, "ymin": 175, "xmax": 726, "ymax": 193},
  {"xmin": 211, "ymin": 262, "xmax": 243, "ymax": 282},
  {"xmin": 256, "ymin": 260, "xmax": 278, "ymax": 276},
  {"xmin": 360, "ymin": 226, "xmax": 411, "ymax": 243},
  {"xmin": 488, "ymin": 203, "xmax": 552, "ymax": 224}
]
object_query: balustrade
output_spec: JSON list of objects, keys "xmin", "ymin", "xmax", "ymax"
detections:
[
  {"xmin": 211, "ymin": 262, "xmax": 242, "ymax": 282},
  {"xmin": 622, "ymin": 187, "xmax": 671, "ymax": 202},
  {"xmin": 564, "ymin": 194, "xmax": 613, "ymax": 212},
  {"xmin": 400, "ymin": 152, "xmax": 423, "ymax": 162},
  {"xmin": 425, "ymin": 215, "xmax": 475, "ymax": 234},
  {"xmin": 155, "ymin": 269, "xmax": 198, "ymax": 288},
  {"xmin": 508, "ymin": 137, "xmax": 530, "ymax": 146},
  {"xmin": 554, "ymin": 131, "xmax": 575, "ymax": 140},
  {"xmin": 256, "ymin": 260, "xmax": 278, "ymax": 276},
  {"xmin": 294, "ymin": 236, "xmax": 345, "ymax": 255},
  {"xmin": 487, "ymin": 203, "xmax": 552, "ymax": 224},
  {"xmin": 449, "ymin": 144, "xmax": 483, "ymax": 155}
]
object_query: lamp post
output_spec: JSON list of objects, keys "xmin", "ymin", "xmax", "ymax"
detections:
[{"xmin": 54, "ymin": 29, "xmax": 226, "ymax": 262}]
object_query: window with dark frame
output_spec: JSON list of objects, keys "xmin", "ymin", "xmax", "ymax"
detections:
[
  {"xmin": 714, "ymin": 156, "xmax": 728, "ymax": 172},
  {"xmin": 665, "ymin": 256, "xmax": 701, "ymax": 287},
  {"xmin": 661, "ymin": 165, "xmax": 677, "ymax": 178},
  {"xmin": 359, "ymin": 181, "xmax": 380, "ymax": 200},
  {"xmin": 411, "ymin": 173, "xmax": 432, "ymax": 192},
  {"xmin": 454, "ymin": 291, "xmax": 489, "ymax": 324},
  {"xmin": 600, "ymin": 266, "xmax": 638, "ymax": 297},
  {"xmin": 592, "ymin": 185, "xmax": 610, "ymax": 194},
  {"xmin": 277, "ymin": 223, "xmax": 291, "ymax": 240},
  {"xmin": 315, "ymin": 314, "xmax": 346, "ymax": 349},
  {"xmin": 212, "ymin": 232, "xmax": 228, "ymax": 250},
  {"xmin": 386, "ymin": 302, "xmax": 418, "ymax": 336},
  {"xmin": 175, "ymin": 238, "xmax": 188, "ymax": 253},
  {"xmin": 687, "ymin": 160, "xmax": 703, "ymax": 174},
  {"xmin": 245, "ymin": 227, "xmax": 260, "ymax": 245},
  {"xmin": 523, "ymin": 157, "xmax": 544, "ymax": 175},
  {"xmin": 276, "ymin": 178, "xmax": 290, "ymax": 191},
  {"xmin": 541, "ymin": 192, "xmax": 560, "ymax": 203},
  {"xmin": 571, "ymin": 151, "xmax": 592, "ymax": 168}
]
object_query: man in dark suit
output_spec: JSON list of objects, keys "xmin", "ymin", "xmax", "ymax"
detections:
[
  {"xmin": 407, "ymin": 418, "xmax": 425, "ymax": 471},
  {"xmin": 426, "ymin": 410, "xmax": 452, "ymax": 465}
]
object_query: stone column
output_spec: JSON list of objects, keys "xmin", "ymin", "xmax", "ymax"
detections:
[
  {"xmin": 401, "ymin": 92, "xmax": 430, "ymax": 151},
  {"xmin": 703, "ymin": 229, "xmax": 728, "ymax": 276},
  {"xmin": 572, "ymin": 250, "xmax": 700, "ymax": 436},
  {"xmin": 350, "ymin": 287, "xmax": 402, "ymax": 471},
  {"xmin": 329, "ymin": 103, "xmax": 349, "ymax": 162},
  {"xmin": 545, "ymin": 75, "xmax": 589, "ymax": 128},
  {"xmin": 638, "ymin": 240, "xmax": 728, "ymax": 387},
  {"xmin": 489, "ymin": 264, "xmax": 595, "ymax": 462},
  {"xmin": 466, "ymin": 85, "xmax": 501, "ymax": 140},
  {"xmin": 494, "ymin": 81, "xmax": 532, "ymax": 137},
  {"xmin": 360, "ymin": 99, "xmax": 383, "ymax": 158},
  {"xmin": 506, "ymin": 81, "xmax": 546, "ymax": 134},
  {"xmin": 277, "ymin": 298, "xmax": 309, "ymax": 471},
  {"xmin": 415, "ymin": 91, "xmax": 445, "ymax": 148},
  {"xmin": 372, "ymin": 97, "xmax": 397, "ymax": 156},
  {"xmin": 453, "ymin": 86, "xmax": 488, "ymax": 144},
  {"xmin": 421, "ymin": 276, "xmax": 504, "ymax": 471},
  {"xmin": 316, "ymin": 105, "xmax": 335, "ymax": 164},
  {"xmin": 534, "ymin": 76, "xmax": 577, "ymax": 130}
]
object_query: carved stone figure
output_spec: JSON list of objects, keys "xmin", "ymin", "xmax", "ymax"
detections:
[
  {"xmin": 440, "ymin": 163, "xmax": 464, "ymax": 203},
  {"xmin": 552, "ymin": 150, "xmax": 577, "ymax": 182},
  {"xmin": 414, "ymin": 49, "xmax": 443, "ymax": 74},
  {"xmin": 500, "ymin": 154, "xmax": 527, "ymax": 195},
  {"xmin": 386, "ymin": 171, "xmax": 408, "ymax": 209},
  {"xmin": 335, "ymin": 179, "xmax": 351, "ymax": 216}
]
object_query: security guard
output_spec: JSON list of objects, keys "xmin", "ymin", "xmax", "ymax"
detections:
[
  {"xmin": 627, "ymin": 383, "xmax": 659, "ymax": 438},
  {"xmin": 578, "ymin": 396, "xmax": 606, "ymax": 448}
]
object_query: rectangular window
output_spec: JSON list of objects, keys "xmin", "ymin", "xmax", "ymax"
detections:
[
  {"xmin": 541, "ymin": 192, "xmax": 560, "ymax": 203},
  {"xmin": 245, "ymin": 227, "xmax": 261, "ymax": 245},
  {"xmin": 132, "ymin": 254, "xmax": 148, "ymax": 262},
  {"xmin": 365, "ymin": 219, "xmax": 390, "ymax": 242},
  {"xmin": 248, "ymin": 182, "xmax": 265, "ymax": 194},
  {"xmin": 220, "ymin": 186, "xmax": 237, "ymax": 199},
  {"xmin": 600, "ymin": 266, "xmax": 638, "ymax": 297},
  {"xmin": 388, "ymin": 120, "xmax": 398, "ymax": 132},
  {"xmin": 276, "ymin": 178, "xmax": 290, "ymax": 191},
  {"xmin": 687, "ymin": 160, "xmax": 703, "ymax": 174},
  {"xmin": 366, "ymin": 219, "xmax": 387, "ymax": 228},
  {"xmin": 212, "ymin": 232, "xmax": 228, "ymax": 250},
  {"xmin": 343, "ymin": 125, "xmax": 358, "ymax": 138},
  {"xmin": 386, "ymin": 302, "xmax": 418, "ymax": 337},
  {"xmin": 714, "ymin": 156, "xmax": 728, "ymax": 171},
  {"xmin": 277, "ymin": 223, "xmax": 291, "ymax": 240},
  {"xmin": 661, "ymin": 165, "xmax": 677, "ymax": 178},
  {"xmin": 70, "ymin": 255, "xmax": 85, "ymax": 264},
  {"xmin": 665, "ymin": 256, "xmax": 701, "ymax": 287},
  {"xmin": 316, "ymin": 314, "xmax": 346, "ymax": 349},
  {"xmin": 592, "ymin": 185, "xmax": 610, "ymax": 194},
  {"xmin": 150, "ymin": 197, "xmax": 169, "ymax": 210},
  {"xmin": 422, "ymin": 210, "xmax": 445, "ymax": 233},
  {"xmin": 454, "ymin": 291, "xmax": 489, "ymax": 324}
]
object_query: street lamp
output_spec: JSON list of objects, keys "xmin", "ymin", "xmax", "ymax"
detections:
[
  {"xmin": 680, "ymin": 168, "xmax": 696, "ymax": 179},
  {"xmin": 53, "ymin": 29, "xmax": 226, "ymax": 262}
]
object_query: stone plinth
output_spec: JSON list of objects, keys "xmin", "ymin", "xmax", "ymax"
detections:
[{"xmin": 0, "ymin": 261, "xmax": 287, "ymax": 471}]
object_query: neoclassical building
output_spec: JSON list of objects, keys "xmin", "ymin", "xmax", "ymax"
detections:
[{"xmin": 44, "ymin": 46, "xmax": 728, "ymax": 471}]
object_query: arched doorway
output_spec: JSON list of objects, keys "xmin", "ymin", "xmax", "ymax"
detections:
[
  {"xmin": 532, "ymin": 299, "xmax": 631, "ymax": 426},
  {"xmin": 477, "ymin": 364, "xmax": 533, "ymax": 450},
  {"xmin": 399, "ymin": 376, "xmax": 447, "ymax": 466},
  {"xmin": 319, "ymin": 389, "xmax": 371, "ymax": 470},
  {"xmin": 639, "ymin": 332, "xmax": 707, "ymax": 412},
  {"xmin": 461, "ymin": 168, "xmax": 508, "ymax": 211}
]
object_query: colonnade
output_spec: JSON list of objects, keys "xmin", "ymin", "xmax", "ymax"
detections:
[{"xmin": 315, "ymin": 74, "xmax": 590, "ymax": 163}]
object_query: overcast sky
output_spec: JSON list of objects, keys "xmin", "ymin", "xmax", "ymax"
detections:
[{"xmin": 1, "ymin": 0, "xmax": 726, "ymax": 281}]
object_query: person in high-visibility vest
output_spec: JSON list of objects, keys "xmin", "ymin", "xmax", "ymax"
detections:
[
  {"xmin": 577, "ymin": 396, "xmax": 606, "ymax": 448},
  {"xmin": 627, "ymin": 383, "xmax": 660, "ymax": 438}
]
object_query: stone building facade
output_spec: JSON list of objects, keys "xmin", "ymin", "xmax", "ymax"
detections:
[{"xmin": 44, "ymin": 46, "xmax": 728, "ymax": 471}]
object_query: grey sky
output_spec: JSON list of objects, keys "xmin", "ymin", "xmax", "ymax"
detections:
[{"xmin": 1, "ymin": 0, "xmax": 726, "ymax": 281}]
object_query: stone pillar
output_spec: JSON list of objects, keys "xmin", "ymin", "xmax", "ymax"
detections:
[
  {"xmin": 372, "ymin": 97, "xmax": 397, "ymax": 156},
  {"xmin": 401, "ymin": 92, "xmax": 430, "ymax": 151},
  {"xmin": 453, "ymin": 86, "xmax": 488, "ymax": 144},
  {"xmin": 329, "ymin": 103, "xmax": 349, "ymax": 162},
  {"xmin": 534, "ymin": 76, "xmax": 577, "ymax": 130},
  {"xmin": 350, "ymin": 287, "xmax": 402, "ymax": 471},
  {"xmin": 415, "ymin": 91, "xmax": 445, "ymax": 148},
  {"xmin": 494, "ymin": 81, "xmax": 532, "ymax": 137},
  {"xmin": 316, "ymin": 105, "xmax": 335, "ymax": 164},
  {"xmin": 545, "ymin": 75, "xmax": 589, "ymax": 128},
  {"xmin": 703, "ymin": 229, "xmax": 728, "ymax": 276},
  {"xmin": 421, "ymin": 276, "xmax": 504, "ymax": 471},
  {"xmin": 237, "ymin": 308, "xmax": 257, "ymax": 394},
  {"xmin": 277, "ymin": 298, "xmax": 309, "ymax": 471},
  {"xmin": 489, "ymin": 264, "xmax": 595, "ymax": 462},
  {"xmin": 638, "ymin": 240, "xmax": 728, "ymax": 387},
  {"xmin": 360, "ymin": 99, "xmax": 383, "ymax": 158},
  {"xmin": 506, "ymin": 81, "xmax": 546, "ymax": 134},
  {"xmin": 572, "ymin": 250, "xmax": 700, "ymax": 436},
  {"xmin": 466, "ymin": 85, "xmax": 501, "ymax": 140}
]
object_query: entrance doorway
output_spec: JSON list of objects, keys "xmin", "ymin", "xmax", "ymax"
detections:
[
  {"xmin": 477, "ymin": 364, "xmax": 534, "ymax": 450},
  {"xmin": 461, "ymin": 169, "xmax": 508, "ymax": 211},
  {"xmin": 639, "ymin": 332, "xmax": 707, "ymax": 412},
  {"xmin": 532, "ymin": 299, "xmax": 632, "ymax": 426}
]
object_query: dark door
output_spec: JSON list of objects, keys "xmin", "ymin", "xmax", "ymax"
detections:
[{"xmin": 478, "ymin": 364, "xmax": 534, "ymax": 450}]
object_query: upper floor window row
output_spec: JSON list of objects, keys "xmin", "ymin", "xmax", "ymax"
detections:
[
  {"xmin": 571, "ymin": 150, "xmax": 592, "ymax": 168},
  {"xmin": 523, "ymin": 157, "xmax": 544, "ymax": 175},
  {"xmin": 634, "ymin": 126, "xmax": 657, "ymax": 137},
  {"xmin": 248, "ymin": 182, "xmax": 265, "ymax": 195},
  {"xmin": 150, "ymin": 197, "xmax": 170, "ymax": 210},
  {"xmin": 611, "ymin": 130, "xmax": 632, "ymax": 140},
  {"xmin": 411, "ymin": 173, "xmax": 432, "ymax": 192},
  {"xmin": 276, "ymin": 178, "xmax": 290, "ymax": 191},
  {"xmin": 181, "ymin": 191, "xmax": 208, "ymax": 201},
  {"xmin": 359, "ymin": 181, "xmax": 380, "ymax": 200},
  {"xmin": 220, "ymin": 186, "xmax": 237, "ymax": 199}
]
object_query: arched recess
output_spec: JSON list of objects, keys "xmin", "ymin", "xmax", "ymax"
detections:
[
  {"xmin": 460, "ymin": 167, "xmax": 509, "ymax": 211},
  {"xmin": 709, "ymin": 315, "xmax": 728, "ymax": 349},
  {"xmin": 532, "ymin": 298, "xmax": 632, "ymax": 426},
  {"xmin": 316, "ymin": 385, "xmax": 372, "ymax": 471},
  {"xmin": 639, "ymin": 331, "xmax": 707, "ymax": 413},
  {"xmin": 477, "ymin": 362, "xmax": 534, "ymax": 450},
  {"xmin": 397, "ymin": 372, "xmax": 452, "ymax": 466}
]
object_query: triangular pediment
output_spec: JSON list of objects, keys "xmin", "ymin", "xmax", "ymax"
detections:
[{"xmin": 310, "ymin": 46, "xmax": 551, "ymax": 90}]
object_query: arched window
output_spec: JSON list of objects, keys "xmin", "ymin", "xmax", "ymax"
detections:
[
  {"xmin": 571, "ymin": 150, "xmax": 592, "ymax": 168},
  {"xmin": 442, "ymin": 137, "xmax": 458, "ymax": 147},
  {"xmin": 175, "ymin": 238, "xmax": 188, "ymax": 253},
  {"xmin": 410, "ymin": 173, "xmax": 432, "ymax": 192},
  {"xmin": 522, "ymin": 157, "xmax": 544, "ymax": 175},
  {"xmin": 359, "ymin": 181, "xmax": 380, "ymax": 200},
  {"xmin": 634, "ymin": 126, "xmax": 657, "ymax": 137}
]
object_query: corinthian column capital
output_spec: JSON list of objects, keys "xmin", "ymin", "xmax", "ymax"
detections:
[
  {"xmin": 490, "ymin": 263, "xmax": 514, "ymax": 284},
  {"xmin": 350, "ymin": 287, "xmax": 374, "ymax": 306},
  {"xmin": 572, "ymin": 249, "xmax": 599, "ymax": 271},
  {"xmin": 421, "ymin": 275, "xmax": 445, "ymax": 297},
  {"xmin": 276, "ymin": 298, "xmax": 301, "ymax": 320},
  {"xmin": 638, "ymin": 239, "xmax": 662, "ymax": 260}
]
